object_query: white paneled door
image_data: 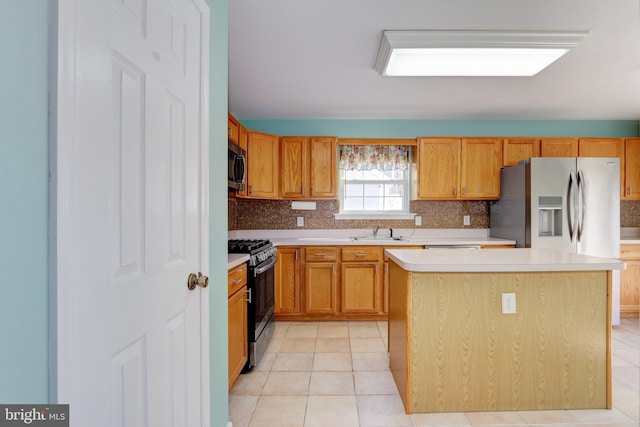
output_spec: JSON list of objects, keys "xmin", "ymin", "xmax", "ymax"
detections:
[{"xmin": 54, "ymin": 0, "xmax": 209, "ymax": 426}]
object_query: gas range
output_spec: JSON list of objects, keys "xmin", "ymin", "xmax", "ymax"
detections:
[{"xmin": 228, "ymin": 239, "xmax": 277, "ymax": 266}]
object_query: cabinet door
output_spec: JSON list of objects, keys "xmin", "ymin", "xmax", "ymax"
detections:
[
  {"xmin": 275, "ymin": 248, "xmax": 301, "ymax": 314},
  {"xmin": 624, "ymin": 138, "xmax": 640, "ymax": 199},
  {"xmin": 247, "ymin": 131, "xmax": 279, "ymax": 198},
  {"xmin": 305, "ymin": 263, "xmax": 337, "ymax": 314},
  {"xmin": 228, "ymin": 113, "xmax": 239, "ymax": 144},
  {"xmin": 309, "ymin": 137, "xmax": 338, "ymax": 198},
  {"xmin": 579, "ymin": 138, "xmax": 625, "ymax": 199},
  {"xmin": 620, "ymin": 245, "xmax": 640, "ymax": 318},
  {"xmin": 460, "ymin": 137, "xmax": 502, "ymax": 199},
  {"xmin": 341, "ymin": 263, "xmax": 381, "ymax": 313},
  {"xmin": 417, "ymin": 137, "xmax": 460, "ymax": 199},
  {"xmin": 228, "ymin": 287, "xmax": 247, "ymax": 389},
  {"xmin": 280, "ymin": 137, "xmax": 308, "ymax": 199},
  {"xmin": 541, "ymin": 138, "xmax": 578, "ymax": 157},
  {"xmin": 503, "ymin": 138, "xmax": 540, "ymax": 166}
]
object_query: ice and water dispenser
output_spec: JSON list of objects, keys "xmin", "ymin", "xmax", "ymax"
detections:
[{"xmin": 538, "ymin": 196, "xmax": 563, "ymax": 237}]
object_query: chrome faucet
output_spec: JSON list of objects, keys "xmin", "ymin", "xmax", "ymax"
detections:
[{"xmin": 373, "ymin": 225, "xmax": 380, "ymax": 237}]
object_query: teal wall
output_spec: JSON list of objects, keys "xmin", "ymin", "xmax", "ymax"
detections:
[
  {"xmin": 241, "ymin": 119, "xmax": 639, "ymax": 138},
  {"xmin": 205, "ymin": 0, "xmax": 230, "ymax": 426},
  {"xmin": 0, "ymin": 2, "xmax": 50, "ymax": 402}
]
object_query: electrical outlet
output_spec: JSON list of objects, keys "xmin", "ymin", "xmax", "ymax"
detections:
[
  {"xmin": 502, "ymin": 293, "xmax": 516, "ymax": 314},
  {"xmin": 296, "ymin": 217, "xmax": 304, "ymax": 227},
  {"xmin": 415, "ymin": 216, "xmax": 422, "ymax": 226},
  {"xmin": 463, "ymin": 215, "xmax": 470, "ymax": 226}
]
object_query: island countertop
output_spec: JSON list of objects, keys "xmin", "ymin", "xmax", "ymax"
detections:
[{"xmin": 385, "ymin": 247, "xmax": 626, "ymax": 272}]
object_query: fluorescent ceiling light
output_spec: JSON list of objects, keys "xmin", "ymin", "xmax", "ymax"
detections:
[{"xmin": 375, "ymin": 30, "xmax": 587, "ymax": 77}]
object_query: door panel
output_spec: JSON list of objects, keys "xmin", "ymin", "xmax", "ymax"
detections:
[
  {"xmin": 528, "ymin": 157, "xmax": 576, "ymax": 253},
  {"xmin": 576, "ymin": 157, "xmax": 620, "ymax": 259},
  {"xmin": 55, "ymin": 1, "xmax": 209, "ymax": 426}
]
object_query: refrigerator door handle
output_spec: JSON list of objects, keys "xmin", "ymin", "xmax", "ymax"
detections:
[
  {"xmin": 567, "ymin": 171, "xmax": 577, "ymax": 242},
  {"xmin": 577, "ymin": 170, "xmax": 586, "ymax": 242}
]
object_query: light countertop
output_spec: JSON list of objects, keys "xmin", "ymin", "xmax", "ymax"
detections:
[
  {"xmin": 385, "ymin": 247, "xmax": 626, "ymax": 273},
  {"xmin": 229, "ymin": 228, "xmax": 515, "ymax": 247},
  {"xmin": 228, "ymin": 254, "xmax": 249, "ymax": 270}
]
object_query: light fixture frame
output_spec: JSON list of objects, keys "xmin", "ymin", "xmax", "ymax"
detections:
[{"xmin": 374, "ymin": 30, "xmax": 588, "ymax": 77}]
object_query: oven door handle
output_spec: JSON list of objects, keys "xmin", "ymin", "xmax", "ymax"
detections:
[{"xmin": 254, "ymin": 256, "xmax": 277, "ymax": 276}]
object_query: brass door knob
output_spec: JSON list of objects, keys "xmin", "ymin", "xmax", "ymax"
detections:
[{"xmin": 187, "ymin": 272, "xmax": 209, "ymax": 290}]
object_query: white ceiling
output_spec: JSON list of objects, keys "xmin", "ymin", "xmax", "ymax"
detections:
[{"xmin": 228, "ymin": 0, "xmax": 640, "ymax": 120}]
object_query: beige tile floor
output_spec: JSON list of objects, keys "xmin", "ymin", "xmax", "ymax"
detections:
[{"xmin": 229, "ymin": 318, "xmax": 639, "ymax": 427}]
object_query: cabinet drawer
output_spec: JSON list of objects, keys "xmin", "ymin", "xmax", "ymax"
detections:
[
  {"xmin": 305, "ymin": 246, "xmax": 337, "ymax": 262},
  {"xmin": 228, "ymin": 263, "xmax": 248, "ymax": 297},
  {"xmin": 341, "ymin": 247, "xmax": 381, "ymax": 262},
  {"xmin": 621, "ymin": 245, "xmax": 640, "ymax": 261}
]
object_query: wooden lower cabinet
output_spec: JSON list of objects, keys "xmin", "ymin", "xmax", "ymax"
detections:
[
  {"xmin": 341, "ymin": 247, "xmax": 383, "ymax": 314},
  {"xmin": 228, "ymin": 263, "xmax": 248, "ymax": 389},
  {"xmin": 620, "ymin": 244, "xmax": 640, "ymax": 318},
  {"xmin": 275, "ymin": 244, "xmax": 515, "ymax": 321},
  {"xmin": 275, "ymin": 248, "xmax": 301, "ymax": 314},
  {"xmin": 305, "ymin": 262, "xmax": 337, "ymax": 314},
  {"xmin": 341, "ymin": 263, "xmax": 381, "ymax": 313}
]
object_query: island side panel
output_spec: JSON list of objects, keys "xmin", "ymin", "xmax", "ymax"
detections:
[
  {"xmin": 388, "ymin": 261, "xmax": 411, "ymax": 413},
  {"xmin": 408, "ymin": 271, "xmax": 609, "ymax": 413}
]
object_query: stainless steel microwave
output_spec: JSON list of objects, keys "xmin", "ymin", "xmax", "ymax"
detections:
[{"xmin": 228, "ymin": 140, "xmax": 246, "ymax": 191}]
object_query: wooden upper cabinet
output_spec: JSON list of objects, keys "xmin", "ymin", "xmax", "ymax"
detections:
[
  {"xmin": 246, "ymin": 131, "xmax": 280, "ymax": 199},
  {"xmin": 416, "ymin": 137, "xmax": 501, "ymax": 200},
  {"xmin": 416, "ymin": 137, "xmax": 460, "ymax": 199},
  {"xmin": 579, "ymin": 137, "xmax": 625, "ymax": 199},
  {"xmin": 280, "ymin": 136, "xmax": 337, "ymax": 199},
  {"xmin": 228, "ymin": 113, "xmax": 239, "ymax": 144},
  {"xmin": 280, "ymin": 137, "xmax": 308, "ymax": 199},
  {"xmin": 578, "ymin": 137, "xmax": 625, "ymax": 158},
  {"xmin": 540, "ymin": 138, "xmax": 578, "ymax": 157},
  {"xmin": 309, "ymin": 137, "xmax": 338, "ymax": 198},
  {"xmin": 624, "ymin": 138, "xmax": 640, "ymax": 200},
  {"xmin": 459, "ymin": 137, "xmax": 502, "ymax": 199},
  {"xmin": 503, "ymin": 138, "xmax": 540, "ymax": 166}
]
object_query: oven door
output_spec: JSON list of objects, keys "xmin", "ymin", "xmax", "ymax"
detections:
[{"xmin": 249, "ymin": 255, "xmax": 276, "ymax": 342}]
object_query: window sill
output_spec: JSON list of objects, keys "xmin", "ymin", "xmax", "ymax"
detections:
[{"xmin": 334, "ymin": 212, "xmax": 417, "ymax": 220}]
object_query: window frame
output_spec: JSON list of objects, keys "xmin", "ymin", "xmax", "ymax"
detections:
[{"xmin": 335, "ymin": 148, "xmax": 416, "ymax": 220}]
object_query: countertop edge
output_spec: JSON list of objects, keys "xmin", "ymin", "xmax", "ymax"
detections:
[
  {"xmin": 385, "ymin": 248, "xmax": 626, "ymax": 273},
  {"xmin": 228, "ymin": 254, "xmax": 250, "ymax": 270}
]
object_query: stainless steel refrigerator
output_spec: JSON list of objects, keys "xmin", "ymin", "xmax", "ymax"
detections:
[{"xmin": 490, "ymin": 157, "xmax": 621, "ymax": 324}]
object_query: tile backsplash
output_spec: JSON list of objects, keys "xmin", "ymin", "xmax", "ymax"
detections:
[
  {"xmin": 229, "ymin": 198, "xmax": 489, "ymax": 230},
  {"xmin": 228, "ymin": 198, "xmax": 640, "ymax": 231},
  {"xmin": 621, "ymin": 200, "xmax": 640, "ymax": 227}
]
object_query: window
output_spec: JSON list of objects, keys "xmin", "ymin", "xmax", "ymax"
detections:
[{"xmin": 336, "ymin": 145, "xmax": 413, "ymax": 219}]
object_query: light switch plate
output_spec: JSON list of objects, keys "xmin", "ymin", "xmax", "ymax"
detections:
[
  {"xmin": 502, "ymin": 293, "xmax": 516, "ymax": 314},
  {"xmin": 297, "ymin": 217, "xmax": 304, "ymax": 227},
  {"xmin": 463, "ymin": 215, "xmax": 470, "ymax": 226},
  {"xmin": 415, "ymin": 216, "xmax": 422, "ymax": 226}
]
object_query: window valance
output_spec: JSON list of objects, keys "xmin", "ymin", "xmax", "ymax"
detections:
[{"xmin": 338, "ymin": 145, "xmax": 409, "ymax": 171}]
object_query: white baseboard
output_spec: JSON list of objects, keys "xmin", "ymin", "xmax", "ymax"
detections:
[{"xmin": 226, "ymin": 422, "xmax": 233, "ymax": 427}]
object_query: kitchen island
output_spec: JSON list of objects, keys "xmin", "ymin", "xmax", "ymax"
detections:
[{"xmin": 385, "ymin": 248, "xmax": 625, "ymax": 414}]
